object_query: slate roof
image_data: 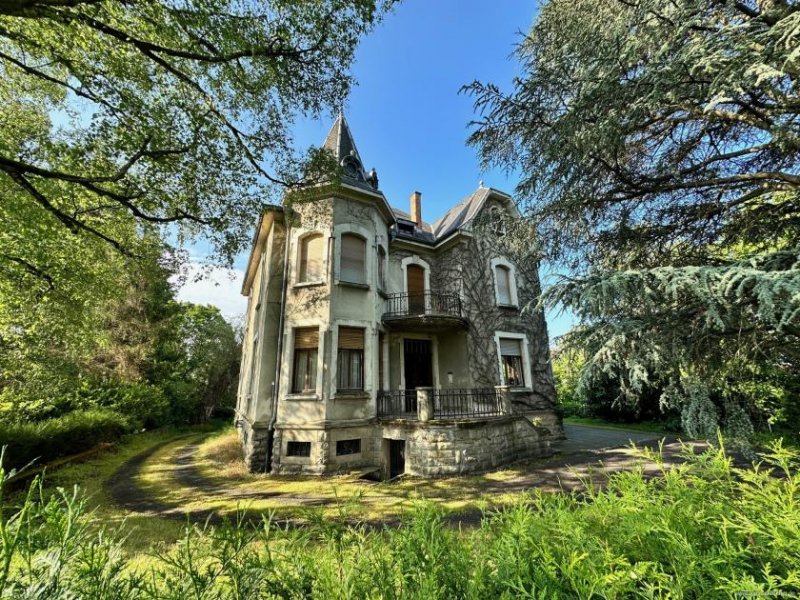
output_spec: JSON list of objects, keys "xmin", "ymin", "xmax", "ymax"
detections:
[
  {"xmin": 430, "ymin": 187, "xmax": 493, "ymax": 240},
  {"xmin": 322, "ymin": 113, "xmax": 377, "ymax": 193},
  {"xmin": 319, "ymin": 114, "xmax": 513, "ymax": 245}
]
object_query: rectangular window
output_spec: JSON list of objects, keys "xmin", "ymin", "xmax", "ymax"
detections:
[
  {"xmin": 287, "ymin": 441, "xmax": 311, "ymax": 457},
  {"xmin": 337, "ymin": 327, "xmax": 364, "ymax": 391},
  {"xmin": 292, "ymin": 327, "xmax": 319, "ymax": 393},
  {"xmin": 340, "ymin": 234, "xmax": 366, "ymax": 284},
  {"xmin": 336, "ymin": 439, "xmax": 361, "ymax": 456},
  {"xmin": 499, "ymin": 338, "xmax": 525, "ymax": 387}
]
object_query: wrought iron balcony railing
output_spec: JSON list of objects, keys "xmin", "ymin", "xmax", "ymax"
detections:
[
  {"xmin": 377, "ymin": 388, "xmax": 507, "ymax": 420},
  {"xmin": 383, "ymin": 292, "xmax": 463, "ymax": 319}
]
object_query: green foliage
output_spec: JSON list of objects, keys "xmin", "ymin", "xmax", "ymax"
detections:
[
  {"xmin": 467, "ymin": 0, "xmax": 800, "ymax": 433},
  {"xmin": 551, "ymin": 346, "xmax": 587, "ymax": 417},
  {"xmin": 0, "ymin": 409, "xmax": 129, "ymax": 471},
  {"xmin": 2, "ymin": 441, "xmax": 800, "ymax": 597},
  {"xmin": 0, "ymin": 0, "xmax": 396, "ymax": 263}
]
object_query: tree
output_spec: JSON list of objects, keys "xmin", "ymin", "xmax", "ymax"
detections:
[
  {"xmin": 0, "ymin": 0, "xmax": 395, "ymax": 264},
  {"xmin": 466, "ymin": 0, "xmax": 800, "ymax": 434},
  {"xmin": 168, "ymin": 304, "xmax": 240, "ymax": 423}
]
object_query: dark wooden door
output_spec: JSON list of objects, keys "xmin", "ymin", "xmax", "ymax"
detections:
[
  {"xmin": 389, "ymin": 439, "xmax": 405, "ymax": 479},
  {"xmin": 407, "ymin": 265, "xmax": 426, "ymax": 314}
]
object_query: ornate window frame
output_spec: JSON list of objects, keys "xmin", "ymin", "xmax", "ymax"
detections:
[{"xmin": 490, "ymin": 256, "xmax": 519, "ymax": 308}]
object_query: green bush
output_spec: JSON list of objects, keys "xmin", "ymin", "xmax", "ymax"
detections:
[
  {"xmin": 0, "ymin": 409, "xmax": 130, "ymax": 470},
  {"xmin": 71, "ymin": 379, "xmax": 170, "ymax": 429},
  {"xmin": 1, "ymin": 441, "xmax": 799, "ymax": 598}
]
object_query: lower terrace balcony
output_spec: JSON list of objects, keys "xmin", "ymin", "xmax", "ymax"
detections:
[
  {"xmin": 377, "ymin": 387, "xmax": 514, "ymax": 421},
  {"xmin": 382, "ymin": 292, "xmax": 468, "ymax": 332}
]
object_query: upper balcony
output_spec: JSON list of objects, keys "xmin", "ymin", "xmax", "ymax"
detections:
[{"xmin": 382, "ymin": 292, "xmax": 468, "ymax": 331}]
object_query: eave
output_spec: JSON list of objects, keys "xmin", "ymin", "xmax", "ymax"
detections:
[
  {"xmin": 286, "ymin": 181, "xmax": 397, "ymax": 226},
  {"xmin": 241, "ymin": 205, "xmax": 284, "ymax": 296}
]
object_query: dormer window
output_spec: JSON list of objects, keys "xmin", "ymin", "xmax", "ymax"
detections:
[
  {"xmin": 398, "ymin": 222, "xmax": 415, "ymax": 235},
  {"xmin": 489, "ymin": 206, "xmax": 507, "ymax": 236}
]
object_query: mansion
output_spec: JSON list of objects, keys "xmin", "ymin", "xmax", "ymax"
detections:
[{"xmin": 236, "ymin": 114, "xmax": 562, "ymax": 477}]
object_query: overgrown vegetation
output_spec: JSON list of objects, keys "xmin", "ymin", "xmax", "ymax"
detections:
[
  {"xmin": 0, "ymin": 250, "xmax": 241, "ymax": 470},
  {"xmin": 469, "ymin": 0, "xmax": 800, "ymax": 437},
  {"xmin": 2, "ymin": 441, "xmax": 798, "ymax": 598},
  {"xmin": 0, "ymin": 0, "xmax": 395, "ymax": 471}
]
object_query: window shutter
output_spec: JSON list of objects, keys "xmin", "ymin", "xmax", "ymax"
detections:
[
  {"xmin": 499, "ymin": 338, "xmax": 522, "ymax": 356},
  {"xmin": 295, "ymin": 327, "xmax": 319, "ymax": 349},
  {"xmin": 340, "ymin": 235, "xmax": 366, "ymax": 283},
  {"xmin": 299, "ymin": 234, "xmax": 324, "ymax": 281},
  {"xmin": 496, "ymin": 265, "xmax": 512, "ymax": 304},
  {"xmin": 407, "ymin": 264, "xmax": 425, "ymax": 295},
  {"xmin": 338, "ymin": 327, "xmax": 364, "ymax": 350}
]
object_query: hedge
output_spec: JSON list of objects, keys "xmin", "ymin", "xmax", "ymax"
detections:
[{"xmin": 0, "ymin": 409, "xmax": 130, "ymax": 471}]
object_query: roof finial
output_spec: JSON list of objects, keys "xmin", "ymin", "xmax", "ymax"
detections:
[{"xmin": 479, "ymin": 179, "xmax": 484, "ymax": 188}]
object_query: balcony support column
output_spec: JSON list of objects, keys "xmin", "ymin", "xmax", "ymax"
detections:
[
  {"xmin": 417, "ymin": 387, "xmax": 434, "ymax": 421},
  {"xmin": 496, "ymin": 385, "xmax": 513, "ymax": 415}
]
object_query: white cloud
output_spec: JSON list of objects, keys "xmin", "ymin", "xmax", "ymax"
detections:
[{"xmin": 172, "ymin": 263, "xmax": 247, "ymax": 324}]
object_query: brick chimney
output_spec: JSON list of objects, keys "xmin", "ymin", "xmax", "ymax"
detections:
[{"xmin": 410, "ymin": 191, "xmax": 422, "ymax": 227}]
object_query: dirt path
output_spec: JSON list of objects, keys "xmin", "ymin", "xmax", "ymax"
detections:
[{"xmin": 106, "ymin": 425, "xmax": 712, "ymax": 528}]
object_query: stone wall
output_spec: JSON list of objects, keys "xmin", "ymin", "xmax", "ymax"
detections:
[
  {"xmin": 383, "ymin": 414, "xmax": 560, "ymax": 477},
  {"xmin": 238, "ymin": 419, "xmax": 271, "ymax": 472},
  {"xmin": 271, "ymin": 423, "xmax": 382, "ymax": 475}
]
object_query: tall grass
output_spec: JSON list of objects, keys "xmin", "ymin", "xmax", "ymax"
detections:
[{"xmin": 1, "ymin": 442, "xmax": 798, "ymax": 598}]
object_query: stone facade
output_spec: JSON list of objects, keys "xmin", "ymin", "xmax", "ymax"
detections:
[{"xmin": 236, "ymin": 114, "xmax": 562, "ymax": 478}]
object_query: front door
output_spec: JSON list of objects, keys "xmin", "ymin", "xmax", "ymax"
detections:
[
  {"xmin": 389, "ymin": 439, "xmax": 405, "ymax": 479},
  {"xmin": 404, "ymin": 339, "xmax": 433, "ymax": 389},
  {"xmin": 403, "ymin": 338, "xmax": 433, "ymax": 413}
]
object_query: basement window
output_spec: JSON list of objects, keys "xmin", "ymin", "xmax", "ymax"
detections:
[
  {"xmin": 336, "ymin": 439, "xmax": 361, "ymax": 456},
  {"xmin": 287, "ymin": 441, "xmax": 311, "ymax": 457}
]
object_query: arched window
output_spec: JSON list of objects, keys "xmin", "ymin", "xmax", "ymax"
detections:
[
  {"xmin": 495, "ymin": 265, "xmax": 512, "ymax": 305},
  {"xmin": 298, "ymin": 233, "xmax": 324, "ymax": 283},
  {"xmin": 491, "ymin": 257, "xmax": 518, "ymax": 307},
  {"xmin": 489, "ymin": 206, "xmax": 507, "ymax": 236},
  {"xmin": 340, "ymin": 234, "xmax": 366, "ymax": 284}
]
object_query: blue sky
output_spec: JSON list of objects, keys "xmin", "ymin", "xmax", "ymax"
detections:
[{"xmin": 179, "ymin": 0, "xmax": 576, "ymax": 340}]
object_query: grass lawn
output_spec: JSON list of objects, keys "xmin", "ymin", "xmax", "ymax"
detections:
[
  {"xmin": 19, "ymin": 419, "xmax": 786, "ymax": 558},
  {"xmin": 7, "ymin": 423, "xmax": 574, "ymax": 555},
  {"xmin": 134, "ymin": 426, "xmax": 547, "ymax": 524},
  {"xmin": 5, "ymin": 425, "xmax": 222, "ymax": 558}
]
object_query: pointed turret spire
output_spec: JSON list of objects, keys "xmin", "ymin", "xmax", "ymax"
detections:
[
  {"xmin": 321, "ymin": 112, "xmax": 377, "ymax": 189},
  {"xmin": 322, "ymin": 112, "xmax": 364, "ymax": 165}
]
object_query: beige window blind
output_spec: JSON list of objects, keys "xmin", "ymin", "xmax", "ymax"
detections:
[
  {"xmin": 299, "ymin": 234, "xmax": 324, "ymax": 282},
  {"xmin": 338, "ymin": 327, "xmax": 364, "ymax": 350},
  {"xmin": 499, "ymin": 338, "xmax": 522, "ymax": 356},
  {"xmin": 496, "ymin": 265, "xmax": 512, "ymax": 304},
  {"xmin": 340, "ymin": 234, "xmax": 366, "ymax": 283},
  {"xmin": 294, "ymin": 327, "xmax": 319, "ymax": 349}
]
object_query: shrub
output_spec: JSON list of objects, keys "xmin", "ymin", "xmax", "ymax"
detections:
[
  {"xmin": 71, "ymin": 379, "xmax": 170, "ymax": 429},
  {"xmin": 0, "ymin": 409, "xmax": 130, "ymax": 470},
  {"xmin": 1, "ymin": 441, "xmax": 799, "ymax": 598}
]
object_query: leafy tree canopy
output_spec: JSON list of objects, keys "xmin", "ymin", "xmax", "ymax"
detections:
[
  {"xmin": 0, "ymin": 0, "xmax": 395, "ymax": 263},
  {"xmin": 467, "ymin": 0, "xmax": 800, "ymax": 433}
]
